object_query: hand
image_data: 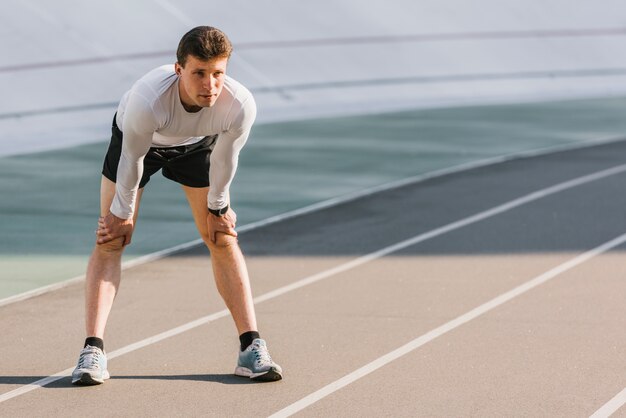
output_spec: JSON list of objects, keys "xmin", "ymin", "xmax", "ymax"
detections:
[
  {"xmin": 207, "ymin": 207, "xmax": 237, "ymax": 243},
  {"xmin": 96, "ymin": 212, "xmax": 134, "ymax": 246}
]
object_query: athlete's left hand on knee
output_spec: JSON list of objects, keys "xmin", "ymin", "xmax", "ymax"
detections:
[
  {"xmin": 224, "ymin": 207, "xmax": 237, "ymax": 227},
  {"xmin": 96, "ymin": 212, "xmax": 134, "ymax": 246},
  {"xmin": 207, "ymin": 208, "xmax": 238, "ymax": 243}
]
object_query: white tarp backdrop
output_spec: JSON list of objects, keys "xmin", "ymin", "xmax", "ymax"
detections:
[{"xmin": 2, "ymin": 0, "xmax": 626, "ymax": 156}]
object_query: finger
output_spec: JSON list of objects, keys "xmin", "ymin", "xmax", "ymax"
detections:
[
  {"xmin": 215, "ymin": 222, "xmax": 236, "ymax": 235},
  {"xmin": 216, "ymin": 222, "xmax": 234, "ymax": 231},
  {"xmin": 97, "ymin": 234, "xmax": 113, "ymax": 245},
  {"xmin": 222, "ymin": 226, "xmax": 238, "ymax": 237}
]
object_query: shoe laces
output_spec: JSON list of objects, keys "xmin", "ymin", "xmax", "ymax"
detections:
[
  {"xmin": 78, "ymin": 346, "xmax": 103, "ymax": 370},
  {"xmin": 251, "ymin": 342, "xmax": 273, "ymax": 367}
]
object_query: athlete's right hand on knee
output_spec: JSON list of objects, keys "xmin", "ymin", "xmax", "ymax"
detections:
[{"xmin": 96, "ymin": 212, "xmax": 134, "ymax": 246}]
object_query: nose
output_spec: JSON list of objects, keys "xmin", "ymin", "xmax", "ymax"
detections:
[{"xmin": 204, "ymin": 75, "xmax": 218, "ymax": 92}]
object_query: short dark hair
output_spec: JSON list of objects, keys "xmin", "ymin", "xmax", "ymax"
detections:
[{"xmin": 176, "ymin": 26, "xmax": 233, "ymax": 67}]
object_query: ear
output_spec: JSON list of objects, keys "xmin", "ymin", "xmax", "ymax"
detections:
[{"xmin": 174, "ymin": 62, "xmax": 182, "ymax": 75}]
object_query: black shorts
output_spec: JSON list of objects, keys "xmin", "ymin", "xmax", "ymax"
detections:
[{"xmin": 102, "ymin": 114, "xmax": 218, "ymax": 188}]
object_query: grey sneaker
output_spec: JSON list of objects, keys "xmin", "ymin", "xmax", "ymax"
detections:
[
  {"xmin": 71, "ymin": 345, "xmax": 110, "ymax": 385},
  {"xmin": 234, "ymin": 338, "xmax": 283, "ymax": 381}
]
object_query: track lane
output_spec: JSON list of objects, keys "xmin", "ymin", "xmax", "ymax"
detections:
[{"xmin": 3, "ymin": 140, "xmax": 619, "ymax": 414}]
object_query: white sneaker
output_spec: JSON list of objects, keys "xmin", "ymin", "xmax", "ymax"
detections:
[
  {"xmin": 71, "ymin": 345, "xmax": 110, "ymax": 385},
  {"xmin": 234, "ymin": 338, "xmax": 283, "ymax": 382}
]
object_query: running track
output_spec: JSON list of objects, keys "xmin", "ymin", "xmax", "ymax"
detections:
[{"xmin": 0, "ymin": 138, "xmax": 625, "ymax": 417}]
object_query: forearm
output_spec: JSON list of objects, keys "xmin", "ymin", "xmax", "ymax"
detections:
[
  {"xmin": 111, "ymin": 91, "xmax": 157, "ymax": 218},
  {"xmin": 208, "ymin": 133, "xmax": 247, "ymax": 210},
  {"xmin": 208, "ymin": 97, "xmax": 255, "ymax": 210},
  {"xmin": 110, "ymin": 131, "xmax": 151, "ymax": 218},
  {"xmin": 208, "ymin": 160, "xmax": 236, "ymax": 209},
  {"xmin": 110, "ymin": 153, "xmax": 144, "ymax": 219}
]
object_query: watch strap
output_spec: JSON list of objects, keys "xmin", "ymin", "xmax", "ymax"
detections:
[{"xmin": 208, "ymin": 205, "xmax": 229, "ymax": 217}]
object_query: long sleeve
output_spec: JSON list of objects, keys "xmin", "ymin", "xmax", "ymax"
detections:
[
  {"xmin": 109, "ymin": 93, "xmax": 157, "ymax": 219},
  {"xmin": 207, "ymin": 97, "xmax": 257, "ymax": 210}
]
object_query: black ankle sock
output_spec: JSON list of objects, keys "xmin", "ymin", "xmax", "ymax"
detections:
[
  {"xmin": 239, "ymin": 331, "xmax": 260, "ymax": 351},
  {"xmin": 84, "ymin": 337, "xmax": 104, "ymax": 351}
]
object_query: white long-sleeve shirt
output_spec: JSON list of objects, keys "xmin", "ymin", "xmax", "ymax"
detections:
[{"xmin": 110, "ymin": 64, "xmax": 256, "ymax": 219}]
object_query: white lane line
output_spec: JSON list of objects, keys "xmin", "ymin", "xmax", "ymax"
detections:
[
  {"xmin": 1, "ymin": 134, "xmax": 623, "ymax": 308},
  {"xmin": 0, "ymin": 311, "xmax": 231, "ymax": 403},
  {"xmin": 590, "ymin": 388, "xmax": 626, "ymax": 418},
  {"xmin": 1, "ymin": 162, "xmax": 626, "ymax": 403},
  {"xmin": 0, "ymin": 240, "xmax": 204, "ymax": 308},
  {"xmin": 269, "ymin": 233, "xmax": 626, "ymax": 418}
]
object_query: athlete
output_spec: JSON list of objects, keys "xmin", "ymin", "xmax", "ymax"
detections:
[{"xmin": 71, "ymin": 26, "xmax": 282, "ymax": 385}]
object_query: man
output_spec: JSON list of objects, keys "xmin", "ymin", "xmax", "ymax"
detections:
[{"xmin": 71, "ymin": 26, "xmax": 282, "ymax": 385}]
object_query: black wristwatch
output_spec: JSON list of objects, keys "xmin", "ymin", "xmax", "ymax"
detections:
[{"xmin": 208, "ymin": 205, "xmax": 229, "ymax": 217}]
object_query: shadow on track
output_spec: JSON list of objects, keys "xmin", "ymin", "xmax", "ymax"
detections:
[{"xmin": 112, "ymin": 374, "xmax": 255, "ymax": 385}]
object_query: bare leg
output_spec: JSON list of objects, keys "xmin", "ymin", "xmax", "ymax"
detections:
[
  {"xmin": 182, "ymin": 185, "xmax": 257, "ymax": 334},
  {"xmin": 84, "ymin": 176, "xmax": 143, "ymax": 338}
]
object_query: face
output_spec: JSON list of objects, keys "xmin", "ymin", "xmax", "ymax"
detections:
[{"xmin": 175, "ymin": 55, "xmax": 228, "ymax": 110}]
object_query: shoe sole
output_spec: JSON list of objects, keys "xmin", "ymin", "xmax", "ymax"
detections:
[
  {"xmin": 251, "ymin": 367, "xmax": 282, "ymax": 382},
  {"xmin": 235, "ymin": 366, "xmax": 283, "ymax": 382},
  {"xmin": 71, "ymin": 371, "xmax": 110, "ymax": 386}
]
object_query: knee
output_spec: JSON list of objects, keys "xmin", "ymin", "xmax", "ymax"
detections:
[
  {"xmin": 94, "ymin": 237, "xmax": 126, "ymax": 255},
  {"xmin": 205, "ymin": 233, "xmax": 239, "ymax": 252}
]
